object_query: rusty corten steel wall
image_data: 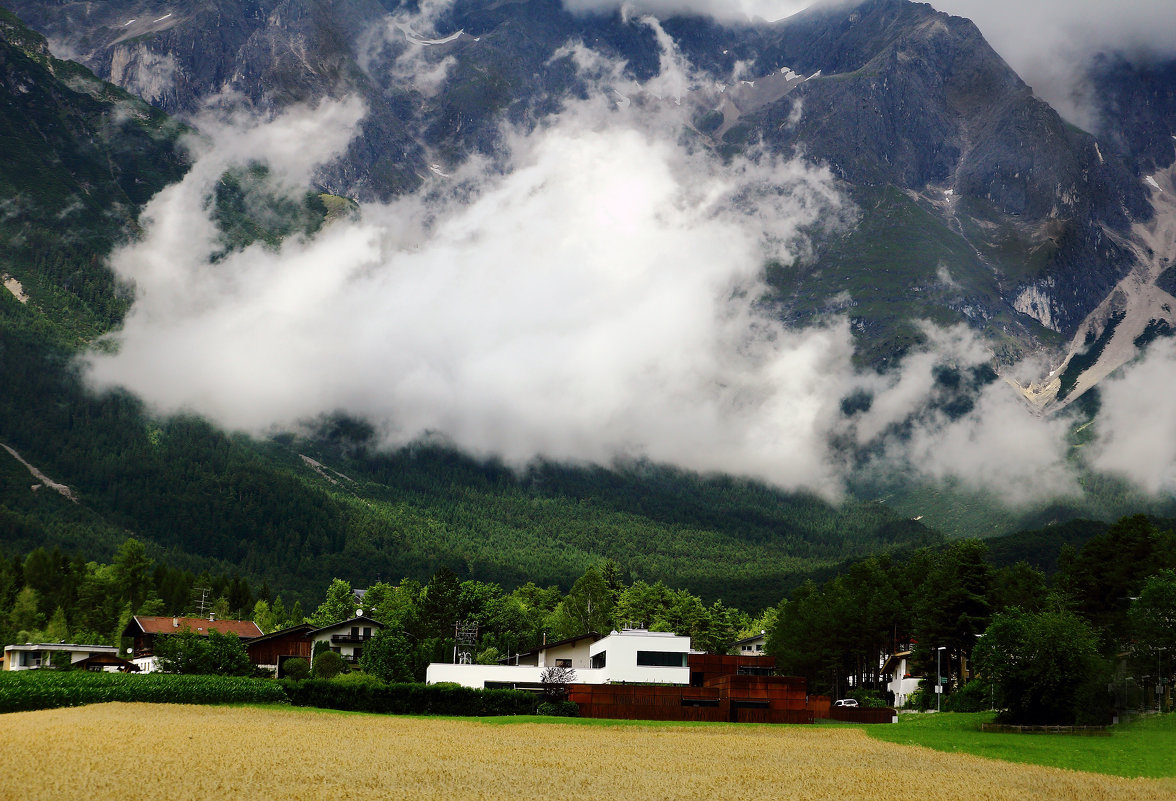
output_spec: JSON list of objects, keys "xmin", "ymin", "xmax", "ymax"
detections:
[
  {"xmin": 687, "ymin": 653, "xmax": 777, "ymax": 686},
  {"xmin": 568, "ymin": 676, "xmax": 815, "ymax": 724}
]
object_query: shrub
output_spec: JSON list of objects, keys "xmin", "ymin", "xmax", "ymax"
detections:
[
  {"xmin": 0, "ymin": 671, "xmax": 287, "ymax": 713},
  {"xmin": 312, "ymin": 651, "xmax": 347, "ymax": 680},
  {"xmin": 154, "ymin": 629, "xmax": 252, "ymax": 676},
  {"xmin": 332, "ymin": 671, "xmax": 386, "ymax": 687},
  {"xmin": 359, "ymin": 630, "xmax": 412, "ymax": 683},
  {"xmin": 848, "ymin": 689, "xmax": 888, "ymax": 708},
  {"xmin": 536, "ymin": 700, "xmax": 580, "ymax": 717},
  {"xmin": 944, "ymin": 679, "xmax": 991, "ymax": 713},
  {"xmin": 282, "ymin": 658, "xmax": 310, "ymax": 681},
  {"xmin": 280, "ymin": 679, "xmax": 535, "ymax": 716}
]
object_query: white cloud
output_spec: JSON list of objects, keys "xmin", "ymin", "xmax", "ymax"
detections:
[
  {"xmin": 1088, "ymin": 339, "xmax": 1176, "ymax": 494},
  {"xmin": 563, "ymin": 0, "xmax": 812, "ymax": 24},
  {"xmin": 85, "ymin": 65, "xmax": 862, "ymax": 496}
]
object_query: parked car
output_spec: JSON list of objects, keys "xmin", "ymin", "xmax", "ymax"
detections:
[{"xmin": 833, "ymin": 699, "xmax": 859, "ymax": 708}]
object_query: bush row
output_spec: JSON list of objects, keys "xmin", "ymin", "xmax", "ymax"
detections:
[
  {"xmin": 0, "ymin": 670, "xmax": 288, "ymax": 713},
  {"xmin": 280, "ymin": 679, "xmax": 537, "ymax": 717}
]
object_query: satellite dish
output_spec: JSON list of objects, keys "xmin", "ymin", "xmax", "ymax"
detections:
[{"xmin": 355, "ymin": 608, "xmax": 364, "ymax": 617}]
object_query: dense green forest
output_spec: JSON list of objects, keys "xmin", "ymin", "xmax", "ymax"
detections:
[{"xmin": 768, "ymin": 514, "xmax": 1176, "ymax": 722}]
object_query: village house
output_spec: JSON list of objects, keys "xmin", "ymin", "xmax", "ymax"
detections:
[
  {"xmin": 882, "ymin": 650, "xmax": 921, "ymax": 708},
  {"xmin": 3, "ymin": 642, "xmax": 134, "ymax": 672},
  {"xmin": 428, "ymin": 627, "xmax": 821, "ymax": 723},
  {"xmin": 428, "ymin": 628, "xmax": 693, "ymax": 689},
  {"xmin": 730, "ymin": 631, "xmax": 767, "ymax": 656},
  {"xmin": 308, "ymin": 615, "xmax": 385, "ymax": 667},
  {"xmin": 123, "ymin": 615, "xmax": 263, "ymax": 673}
]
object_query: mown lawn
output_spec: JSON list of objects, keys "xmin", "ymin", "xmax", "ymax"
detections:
[{"xmin": 849, "ymin": 711, "xmax": 1176, "ymax": 779}]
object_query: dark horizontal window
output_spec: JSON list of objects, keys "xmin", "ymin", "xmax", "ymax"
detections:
[{"xmin": 636, "ymin": 651, "xmax": 686, "ymax": 668}]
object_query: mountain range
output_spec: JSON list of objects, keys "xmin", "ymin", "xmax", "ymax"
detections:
[{"xmin": 2, "ymin": 0, "xmax": 1175, "ymax": 607}]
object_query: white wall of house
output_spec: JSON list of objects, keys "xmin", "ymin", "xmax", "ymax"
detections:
[
  {"xmin": 426, "ymin": 629, "xmax": 692, "ymax": 688},
  {"xmin": 589, "ymin": 630, "xmax": 691, "ymax": 684},
  {"xmin": 310, "ymin": 618, "xmax": 380, "ymax": 666},
  {"xmin": 536, "ymin": 639, "xmax": 595, "ymax": 668},
  {"xmin": 885, "ymin": 656, "xmax": 921, "ymax": 707},
  {"xmin": 133, "ymin": 655, "xmax": 160, "ymax": 674},
  {"xmin": 428, "ymin": 663, "xmax": 609, "ymax": 688}
]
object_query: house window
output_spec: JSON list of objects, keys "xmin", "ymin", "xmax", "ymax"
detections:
[
  {"xmin": 363, "ymin": 627, "xmax": 372, "ymax": 639},
  {"xmin": 351, "ymin": 627, "xmax": 360, "ymax": 638},
  {"xmin": 741, "ymin": 645, "xmax": 752, "ymax": 652},
  {"xmin": 591, "ymin": 653, "xmax": 606, "ymax": 669},
  {"xmin": 555, "ymin": 658, "xmax": 571, "ymax": 668},
  {"xmin": 755, "ymin": 644, "xmax": 764, "ymax": 652},
  {"xmin": 636, "ymin": 651, "xmax": 686, "ymax": 668}
]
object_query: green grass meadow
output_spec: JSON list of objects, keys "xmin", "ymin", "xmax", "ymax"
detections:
[{"xmin": 852, "ymin": 712, "xmax": 1176, "ymax": 779}]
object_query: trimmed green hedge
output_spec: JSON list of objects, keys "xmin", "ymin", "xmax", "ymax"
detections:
[
  {"xmin": 0, "ymin": 670, "xmax": 288, "ymax": 713},
  {"xmin": 0, "ymin": 671, "xmax": 536, "ymax": 718},
  {"xmin": 281, "ymin": 679, "xmax": 536, "ymax": 716}
]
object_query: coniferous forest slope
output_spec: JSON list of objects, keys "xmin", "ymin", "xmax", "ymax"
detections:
[{"xmin": 2, "ymin": 1, "xmax": 1176, "ymax": 612}]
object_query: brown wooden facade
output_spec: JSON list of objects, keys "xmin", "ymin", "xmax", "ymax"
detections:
[{"xmin": 245, "ymin": 624, "xmax": 313, "ymax": 676}]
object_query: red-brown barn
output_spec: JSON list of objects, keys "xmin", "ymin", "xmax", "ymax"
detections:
[{"xmin": 246, "ymin": 624, "xmax": 314, "ymax": 677}]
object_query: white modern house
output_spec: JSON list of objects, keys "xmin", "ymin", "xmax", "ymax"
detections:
[
  {"xmin": 3, "ymin": 643, "xmax": 119, "ymax": 671},
  {"xmin": 427, "ymin": 629, "xmax": 692, "ymax": 689}
]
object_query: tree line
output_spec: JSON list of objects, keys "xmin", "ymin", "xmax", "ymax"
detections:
[
  {"xmin": 767, "ymin": 514, "xmax": 1176, "ymax": 723},
  {"xmin": 5, "ymin": 513, "xmax": 1174, "ymax": 726}
]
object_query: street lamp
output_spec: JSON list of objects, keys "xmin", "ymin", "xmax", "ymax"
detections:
[{"xmin": 936, "ymin": 646, "xmax": 947, "ymax": 713}]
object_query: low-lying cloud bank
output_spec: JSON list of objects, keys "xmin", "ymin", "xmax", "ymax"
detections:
[
  {"xmin": 83, "ymin": 27, "xmax": 1176, "ymax": 508},
  {"xmin": 562, "ymin": 0, "xmax": 813, "ymax": 23}
]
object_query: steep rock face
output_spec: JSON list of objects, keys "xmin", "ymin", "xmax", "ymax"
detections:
[
  {"xmin": 6, "ymin": 0, "xmax": 426, "ymax": 198},
  {"xmin": 736, "ymin": 0, "xmax": 1144, "ymax": 350},
  {"xmin": 1089, "ymin": 54, "xmax": 1176, "ymax": 176},
  {"xmin": 6, "ymin": 0, "xmax": 1173, "ymax": 362}
]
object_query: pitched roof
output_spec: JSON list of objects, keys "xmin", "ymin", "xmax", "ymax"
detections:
[
  {"xmin": 73, "ymin": 653, "xmax": 140, "ymax": 671},
  {"xmin": 243, "ymin": 624, "xmax": 314, "ymax": 649},
  {"xmin": 730, "ymin": 631, "xmax": 767, "ymax": 648},
  {"xmin": 128, "ymin": 616, "xmax": 263, "ymax": 638},
  {"xmin": 512, "ymin": 632, "xmax": 602, "ymax": 660}
]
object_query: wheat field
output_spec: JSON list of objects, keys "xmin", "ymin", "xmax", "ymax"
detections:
[{"xmin": 3, "ymin": 703, "xmax": 1172, "ymax": 800}]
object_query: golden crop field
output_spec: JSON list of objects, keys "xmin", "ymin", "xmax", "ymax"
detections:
[{"xmin": 3, "ymin": 703, "xmax": 1173, "ymax": 800}]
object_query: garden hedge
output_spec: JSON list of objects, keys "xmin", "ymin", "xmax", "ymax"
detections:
[
  {"xmin": 280, "ymin": 679, "xmax": 536, "ymax": 716},
  {"xmin": 0, "ymin": 670, "xmax": 287, "ymax": 713}
]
